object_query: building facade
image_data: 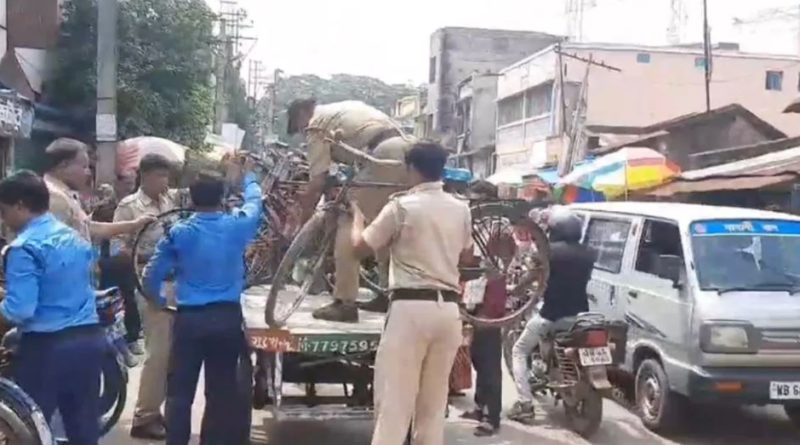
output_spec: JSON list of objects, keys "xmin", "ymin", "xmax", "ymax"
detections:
[
  {"xmin": 495, "ymin": 42, "xmax": 800, "ymax": 174},
  {"xmin": 393, "ymin": 94, "xmax": 423, "ymax": 136},
  {"xmin": 424, "ymin": 27, "xmax": 562, "ymax": 150}
]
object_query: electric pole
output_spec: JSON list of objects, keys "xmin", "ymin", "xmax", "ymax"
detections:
[
  {"xmin": 95, "ymin": 0, "xmax": 119, "ymax": 184},
  {"xmin": 213, "ymin": 0, "xmax": 255, "ymax": 134},
  {"xmin": 553, "ymin": 49, "xmax": 621, "ymax": 175},
  {"xmin": 269, "ymin": 69, "xmax": 282, "ymax": 136},
  {"xmin": 702, "ymin": 0, "xmax": 712, "ymax": 112},
  {"xmin": 213, "ymin": 17, "xmax": 227, "ymax": 134},
  {"xmin": 667, "ymin": 0, "xmax": 687, "ymax": 45}
]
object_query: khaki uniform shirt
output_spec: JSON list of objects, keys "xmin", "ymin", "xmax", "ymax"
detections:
[
  {"xmin": 113, "ymin": 188, "xmax": 179, "ymax": 259},
  {"xmin": 362, "ymin": 182, "xmax": 472, "ymax": 292},
  {"xmin": 45, "ymin": 174, "xmax": 91, "ymax": 241},
  {"xmin": 305, "ymin": 101, "xmax": 400, "ymax": 177}
]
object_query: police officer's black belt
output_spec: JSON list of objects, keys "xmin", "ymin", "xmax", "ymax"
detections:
[{"xmin": 391, "ymin": 288, "xmax": 460, "ymax": 303}]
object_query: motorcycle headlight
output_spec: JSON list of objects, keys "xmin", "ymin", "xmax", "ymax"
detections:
[{"xmin": 700, "ymin": 323, "xmax": 759, "ymax": 354}]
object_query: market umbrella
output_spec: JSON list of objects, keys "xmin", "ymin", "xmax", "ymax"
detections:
[
  {"xmin": 116, "ymin": 136, "xmax": 188, "ymax": 176},
  {"xmin": 553, "ymin": 184, "xmax": 606, "ymax": 204},
  {"xmin": 557, "ymin": 147, "xmax": 680, "ymax": 198}
]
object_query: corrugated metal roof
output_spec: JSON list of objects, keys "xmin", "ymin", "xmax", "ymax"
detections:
[
  {"xmin": 645, "ymin": 174, "xmax": 797, "ymax": 196},
  {"xmin": 682, "ymin": 144, "xmax": 800, "ymax": 179}
]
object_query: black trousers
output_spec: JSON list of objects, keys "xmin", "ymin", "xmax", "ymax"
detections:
[
  {"xmin": 470, "ymin": 327, "xmax": 502, "ymax": 428},
  {"xmin": 166, "ymin": 303, "xmax": 251, "ymax": 445},
  {"xmin": 98, "ymin": 254, "xmax": 141, "ymax": 343}
]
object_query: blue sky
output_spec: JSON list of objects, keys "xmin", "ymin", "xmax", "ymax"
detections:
[{"xmin": 212, "ymin": 0, "xmax": 800, "ymax": 84}]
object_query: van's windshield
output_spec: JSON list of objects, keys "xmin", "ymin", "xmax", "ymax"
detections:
[{"xmin": 690, "ymin": 219, "xmax": 800, "ymax": 292}]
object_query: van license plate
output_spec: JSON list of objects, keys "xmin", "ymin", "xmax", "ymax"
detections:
[
  {"xmin": 578, "ymin": 347, "xmax": 613, "ymax": 366},
  {"xmin": 770, "ymin": 382, "xmax": 800, "ymax": 400}
]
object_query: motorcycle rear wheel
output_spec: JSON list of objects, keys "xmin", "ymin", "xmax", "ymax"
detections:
[
  {"xmin": 0, "ymin": 379, "xmax": 52, "ymax": 444},
  {"xmin": 564, "ymin": 385, "xmax": 603, "ymax": 438}
]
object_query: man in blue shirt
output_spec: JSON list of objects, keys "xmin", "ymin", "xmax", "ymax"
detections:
[
  {"xmin": 0, "ymin": 170, "xmax": 105, "ymax": 445},
  {"xmin": 144, "ymin": 160, "xmax": 261, "ymax": 445}
]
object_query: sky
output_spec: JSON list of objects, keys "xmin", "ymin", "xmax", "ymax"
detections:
[{"xmin": 210, "ymin": 0, "xmax": 800, "ymax": 85}]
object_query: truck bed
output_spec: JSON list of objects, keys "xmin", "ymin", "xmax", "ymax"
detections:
[
  {"xmin": 242, "ymin": 285, "xmax": 385, "ymax": 334},
  {"xmin": 242, "ymin": 285, "xmax": 384, "ymax": 353}
]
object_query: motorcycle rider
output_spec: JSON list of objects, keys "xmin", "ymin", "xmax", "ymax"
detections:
[{"xmin": 508, "ymin": 207, "xmax": 596, "ymax": 423}]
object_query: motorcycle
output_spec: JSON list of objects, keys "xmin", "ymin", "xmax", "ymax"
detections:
[
  {"xmin": 506, "ymin": 311, "xmax": 627, "ymax": 438},
  {"xmin": 0, "ymin": 288, "xmax": 130, "ymax": 442}
]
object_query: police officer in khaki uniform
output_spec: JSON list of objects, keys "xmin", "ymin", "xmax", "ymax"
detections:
[
  {"xmin": 349, "ymin": 141, "xmax": 472, "ymax": 445},
  {"xmin": 42, "ymin": 138, "xmax": 153, "ymax": 241},
  {"xmin": 287, "ymin": 99, "xmax": 414, "ymax": 323},
  {"xmin": 113, "ymin": 154, "xmax": 182, "ymax": 440}
]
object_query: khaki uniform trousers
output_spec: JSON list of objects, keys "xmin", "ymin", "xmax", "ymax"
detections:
[
  {"xmin": 372, "ymin": 300, "xmax": 462, "ymax": 445},
  {"xmin": 333, "ymin": 136, "xmax": 413, "ymax": 302},
  {"xmin": 133, "ymin": 283, "xmax": 176, "ymax": 426}
]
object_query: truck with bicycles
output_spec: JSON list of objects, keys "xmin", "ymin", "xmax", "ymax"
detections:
[{"xmin": 132, "ymin": 138, "xmax": 550, "ymax": 426}]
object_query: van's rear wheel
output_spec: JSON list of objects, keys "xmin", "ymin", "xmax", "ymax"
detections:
[
  {"xmin": 785, "ymin": 404, "xmax": 800, "ymax": 428},
  {"xmin": 635, "ymin": 359, "xmax": 684, "ymax": 433}
]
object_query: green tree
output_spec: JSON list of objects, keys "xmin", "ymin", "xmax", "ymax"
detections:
[{"xmin": 48, "ymin": 0, "xmax": 216, "ymax": 149}]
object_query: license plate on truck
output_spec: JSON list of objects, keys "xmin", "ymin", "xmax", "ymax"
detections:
[
  {"xmin": 247, "ymin": 329, "xmax": 380, "ymax": 354},
  {"xmin": 770, "ymin": 382, "xmax": 800, "ymax": 400},
  {"xmin": 578, "ymin": 347, "xmax": 613, "ymax": 366}
]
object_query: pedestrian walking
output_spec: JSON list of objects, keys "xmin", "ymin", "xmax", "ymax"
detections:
[
  {"xmin": 143, "ymin": 158, "xmax": 261, "ymax": 445},
  {"xmin": 0, "ymin": 171, "xmax": 106, "ymax": 445},
  {"xmin": 349, "ymin": 141, "xmax": 473, "ymax": 445},
  {"xmin": 461, "ymin": 275, "xmax": 505, "ymax": 436},
  {"xmin": 114, "ymin": 153, "xmax": 181, "ymax": 440}
]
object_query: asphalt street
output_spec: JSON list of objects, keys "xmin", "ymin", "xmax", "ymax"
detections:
[{"xmin": 101, "ymin": 365, "xmax": 799, "ymax": 445}]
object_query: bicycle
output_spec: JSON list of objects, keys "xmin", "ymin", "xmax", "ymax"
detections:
[
  {"xmin": 263, "ymin": 137, "xmax": 550, "ymax": 328},
  {"xmin": 132, "ymin": 147, "xmax": 310, "ymax": 296}
]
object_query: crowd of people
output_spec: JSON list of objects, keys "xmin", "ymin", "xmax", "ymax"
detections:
[{"xmin": 0, "ymin": 98, "xmax": 597, "ymax": 445}]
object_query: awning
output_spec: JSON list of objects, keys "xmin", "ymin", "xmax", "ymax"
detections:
[{"xmin": 645, "ymin": 174, "xmax": 797, "ymax": 197}]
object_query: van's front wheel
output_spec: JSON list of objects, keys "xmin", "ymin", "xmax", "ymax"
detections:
[
  {"xmin": 635, "ymin": 359, "xmax": 685, "ymax": 433},
  {"xmin": 785, "ymin": 404, "xmax": 800, "ymax": 427}
]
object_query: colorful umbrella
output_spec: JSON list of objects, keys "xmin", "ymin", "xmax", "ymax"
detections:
[
  {"xmin": 557, "ymin": 147, "xmax": 680, "ymax": 198},
  {"xmin": 554, "ymin": 184, "xmax": 606, "ymax": 204}
]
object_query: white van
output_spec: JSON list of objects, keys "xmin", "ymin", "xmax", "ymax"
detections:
[{"xmin": 569, "ymin": 202, "xmax": 800, "ymax": 432}]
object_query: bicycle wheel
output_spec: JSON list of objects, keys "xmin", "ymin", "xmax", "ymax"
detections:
[
  {"xmin": 264, "ymin": 210, "xmax": 337, "ymax": 327},
  {"xmin": 132, "ymin": 208, "xmax": 279, "ymax": 297},
  {"xmin": 460, "ymin": 202, "xmax": 549, "ymax": 328},
  {"xmin": 0, "ymin": 378, "xmax": 53, "ymax": 445},
  {"xmin": 131, "ymin": 208, "xmax": 195, "ymax": 299}
]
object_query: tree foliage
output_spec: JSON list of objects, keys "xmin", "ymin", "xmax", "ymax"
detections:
[{"xmin": 48, "ymin": 0, "xmax": 216, "ymax": 149}]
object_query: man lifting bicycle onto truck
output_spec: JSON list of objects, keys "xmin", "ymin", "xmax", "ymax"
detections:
[{"xmin": 287, "ymin": 99, "xmax": 414, "ymax": 323}]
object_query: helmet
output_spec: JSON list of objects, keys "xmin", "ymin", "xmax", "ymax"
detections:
[{"xmin": 547, "ymin": 207, "xmax": 583, "ymax": 243}]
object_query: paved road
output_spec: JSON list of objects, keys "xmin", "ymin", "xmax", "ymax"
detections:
[{"xmin": 102, "ymin": 366, "xmax": 799, "ymax": 445}]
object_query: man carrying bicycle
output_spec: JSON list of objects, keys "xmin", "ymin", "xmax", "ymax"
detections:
[{"xmin": 287, "ymin": 99, "xmax": 414, "ymax": 323}]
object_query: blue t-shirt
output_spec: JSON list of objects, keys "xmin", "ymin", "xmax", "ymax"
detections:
[
  {"xmin": 144, "ymin": 173, "xmax": 263, "ymax": 307},
  {"xmin": 0, "ymin": 213, "xmax": 98, "ymax": 333}
]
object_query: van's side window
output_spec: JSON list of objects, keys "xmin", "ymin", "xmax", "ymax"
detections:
[
  {"xmin": 635, "ymin": 219, "xmax": 683, "ymax": 276},
  {"xmin": 583, "ymin": 217, "xmax": 631, "ymax": 273}
]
